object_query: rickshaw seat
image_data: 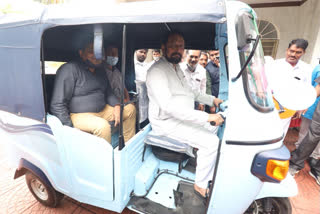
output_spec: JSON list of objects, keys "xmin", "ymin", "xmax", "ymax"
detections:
[{"xmin": 143, "ymin": 132, "xmax": 194, "ymax": 173}]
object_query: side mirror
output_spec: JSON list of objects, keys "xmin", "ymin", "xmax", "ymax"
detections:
[
  {"xmin": 235, "ymin": 12, "xmax": 253, "ymax": 52},
  {"xmin": 94, "ymin": 24, "xmax": 104, "ymax": 60}
]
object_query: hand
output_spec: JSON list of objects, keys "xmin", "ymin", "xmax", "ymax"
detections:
[
  {"xmin": 113, "ymin": 105, "xmax": 121, "ymax": 126},
  {"xmin": 213, "ymin": 98, "xmax": 223, "ymax": 108},
  {"xmin": 293, "ymin": 109, "xmax": 307, "ymax": 119},
  {"xmin": 210, "ymin": 106, "xmax": 216, "ymax": 113},
  {"xmin": 198, "ymin": 104, "xmax": 205, "ymax": 111},
  {"xmin": 207, "ymin": 113, "xmax": 224, "ymax": 126}
]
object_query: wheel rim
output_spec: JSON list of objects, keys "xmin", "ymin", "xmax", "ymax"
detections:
[
  {"xmin": 30, "ymin": 178, "xmax": 49, "ymax": 201},
  {"xmin": 246, "ymin": 199, "xmax": 281, "ymax": 214}
]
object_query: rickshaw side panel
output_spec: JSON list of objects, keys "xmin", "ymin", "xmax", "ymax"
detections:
[
  {"xmin": 113, "ymin": 125, "xmax": 152, "ymax": 212},
  {"xmin": 46, "ymin": 114, "xmax": 115, "ymax": 205},
  {"xmin": 0, "ymin": 111, "xmax": 69, "ymax": 196},
  {"xmin": 0, "ymin": 24, "xmax": 45, "ymax": 122}
]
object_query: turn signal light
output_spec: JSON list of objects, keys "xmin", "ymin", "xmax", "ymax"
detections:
[{"xmin": 266, "ymin": 159, "xmax": 289, "ymax": 181}]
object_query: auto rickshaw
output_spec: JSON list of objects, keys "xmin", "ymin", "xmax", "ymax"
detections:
[{"xmin": 0, "ymin": 0, "xmax": 298, "ymax": 213}]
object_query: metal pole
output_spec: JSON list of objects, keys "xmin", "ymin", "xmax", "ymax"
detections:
[{"xmin": 119, "ymin": 24, "xmax": 127, "ymax": 150}]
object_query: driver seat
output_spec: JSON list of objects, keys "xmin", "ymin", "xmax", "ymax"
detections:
[{"xmin": 143, "ymin": 132, "xmax": 195, "ymax": 173}]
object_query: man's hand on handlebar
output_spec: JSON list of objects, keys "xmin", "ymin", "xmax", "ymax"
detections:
[
  {"xmin": 207, "ymin": 113, "xmax": 224, "ymax": 126},
  {"xmin": 213, "ymin": 98, "xmax": 223, "ymax": 108}
]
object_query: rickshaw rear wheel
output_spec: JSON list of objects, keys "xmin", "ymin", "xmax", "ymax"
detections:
[
  {"xmin": 245, "ymin": 197, "xmax": 292, "ymax": 214},
  {"xmin": 26, "ymin": 171, "xmax": 64, "ymax": 208}
]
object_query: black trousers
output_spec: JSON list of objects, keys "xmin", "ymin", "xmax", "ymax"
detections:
[{"xmin": 290, "ymin": 100, "xmax": 320, "ymax": 174}]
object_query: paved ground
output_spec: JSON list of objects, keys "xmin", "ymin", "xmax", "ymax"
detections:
[{"xmin": 0, "ymin": 128, "xmax": 319, "ymax": 214}]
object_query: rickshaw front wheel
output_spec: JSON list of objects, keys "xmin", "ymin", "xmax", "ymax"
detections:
[
  {"xmin": 245, "ymin": 197, "xmax": 292, "ymax": 214},
  {"xmin": 26, "ymin": 171, "xmax": 64, "ymax": 208}
]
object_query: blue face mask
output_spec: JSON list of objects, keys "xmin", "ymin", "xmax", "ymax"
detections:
[{"xmin": 106, "ymin": 56, "xmax": 119, "ymax": 66}]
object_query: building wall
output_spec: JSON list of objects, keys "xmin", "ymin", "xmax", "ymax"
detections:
[{"xmin": 254, "ymin": 0, "xmax": 320, "ymax": 67}]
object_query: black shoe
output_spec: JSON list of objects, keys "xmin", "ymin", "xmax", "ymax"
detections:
[
  {"xmin": 309, "ymin": 168, "xmax": 320, "ymax": 186},
  {"xmin": 307, "ymin": 157, "xmax": 319, "ymax": 168}
]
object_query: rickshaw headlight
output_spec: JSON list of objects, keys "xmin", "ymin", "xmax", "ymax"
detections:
[{"xmin": 266, "ymin": 159, "xmax": 289, "ymax": 181}]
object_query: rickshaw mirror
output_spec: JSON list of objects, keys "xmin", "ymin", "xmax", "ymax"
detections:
[
  {"xmin": 94, "ymin": 24, "xmax": 104, "ymax": 60},
  {"xmin": 235, "ymin": 12, "xmax": 253, "ymax": 52}
]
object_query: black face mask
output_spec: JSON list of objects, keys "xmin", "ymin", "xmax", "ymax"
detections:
[{"xmin": 84, "ymin": 59, "xmax": 102, "ymax": 69}]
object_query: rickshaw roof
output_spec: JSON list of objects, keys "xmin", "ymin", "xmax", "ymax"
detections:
[{"xmin": 0, "ymin": 0, "xmax": 226, "ymax": 27}]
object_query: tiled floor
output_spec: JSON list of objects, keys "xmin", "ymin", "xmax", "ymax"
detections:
[
  {"xmin": 0, "ymin": 129, "xmax": 319, "ymax": 214},
  {"xmin": 283, "ymin": 128, "xmax": 320, "ymax": 214}
]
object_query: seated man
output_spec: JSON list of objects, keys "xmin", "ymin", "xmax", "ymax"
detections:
[
  {"xmin": 50, "ymin": 36, "xmax": 136, "ymax": 143},
  {"xmin": 104, "ymin": 43, "xmax": 130, "ymax": 102},
  {"xmin": 146, "ymin": 31, "xmax": 224, "ymax": 198}
]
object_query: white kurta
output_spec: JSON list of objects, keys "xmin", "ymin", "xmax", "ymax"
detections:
[
  {"xmin": 146, "ymin": 57, "xmax": 219, "ymax": 189},
  {"xmin": 180, "ymin": 63, "xmax": 207, "ymax": 95},
  {"xmin": 268, "ymin": 58, "xmax": 312, "ymax": 136},
  {"xmin": 134, "ymin": 59, "xmax": 151, "ymax": 82}
]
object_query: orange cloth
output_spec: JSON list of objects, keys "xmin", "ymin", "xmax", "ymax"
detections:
[{"xmin": 273, "ymin": 97, "xmax": 296, "ymax": 119}]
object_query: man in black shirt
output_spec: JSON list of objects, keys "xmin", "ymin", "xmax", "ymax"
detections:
[{"xmin": 50, "ymin": 40, "xmax": 136, "ymax": 143}]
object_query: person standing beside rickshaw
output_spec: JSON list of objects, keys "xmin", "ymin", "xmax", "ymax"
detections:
[
  {"xmin": 50, "ymin": 37, "xmax": 136, "ymax": 143},
  {"xmin": 289, "ymin": 75, "xmax": 320, "ymax": 185},
  {"xmin": 146, "ymin": 31, "xmax": 224, "ymax": 198},
  {"xmin": 269, "ymin": 39, "xmax": 312, "ymax": 136}
]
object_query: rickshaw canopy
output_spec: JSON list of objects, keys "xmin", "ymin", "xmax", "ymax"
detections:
[{"xmin": 0, "ymin": 0, "xmax": 226, "ymax": 122}]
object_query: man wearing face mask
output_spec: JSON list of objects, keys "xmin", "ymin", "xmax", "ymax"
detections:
[
  {"xmin": 180, "ymin": 50, "xmax": 207, "ymax": 111},
  {"xmin": 104, "ymin": 44, "xmax": 130, "ymax": 102},
  {"xmin": 50, "ymin": 36, "xmax": 136, "ymax": 144}
]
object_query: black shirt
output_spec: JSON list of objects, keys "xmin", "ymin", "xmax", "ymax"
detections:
[
  {"xmin": 50, "ymin": 60, "xmax": 119, "ymax": 127},
  {"xmin": 206, "ymin": 61, "xmax": 220, "ymax": 97}
]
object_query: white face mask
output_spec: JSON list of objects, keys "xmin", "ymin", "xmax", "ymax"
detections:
[
  {"xmin": 106, "ymin": 56, "xmax": 119, "ymax": 66},
  {"xmin": 153, "ymin": 56, "xmax": 160, "ymax": 61}
]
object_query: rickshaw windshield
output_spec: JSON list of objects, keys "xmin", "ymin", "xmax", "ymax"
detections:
[{"xmin": 238, "ymin": 12, "xmax": 274, "ymax": 112}]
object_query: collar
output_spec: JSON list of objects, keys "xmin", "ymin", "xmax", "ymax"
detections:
[{"xmin": 134, "ymin": 58, "xmax": 146, "ymax": 66}]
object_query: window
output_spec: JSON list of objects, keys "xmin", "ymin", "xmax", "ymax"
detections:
[
  {"xmin": 237, "ymin": 13, "xmax": 274, "ymax": 112},
  {"xmin": 257, "ymin": 20, "xmax": 279, "ymax": 59}
]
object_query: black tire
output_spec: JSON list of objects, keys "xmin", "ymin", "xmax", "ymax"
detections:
[
  {"xmin": 245, "ymin": 197, "xmax": 292, "ymax": 214},
  {"xmin": 25, "ymin": 171, "xmax": 64, "ymax": 208}
]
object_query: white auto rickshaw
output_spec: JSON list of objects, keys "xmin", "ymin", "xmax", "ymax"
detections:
[{"xmin": 0, "ymin": 0, "xmax": 298, "ymax": 213}]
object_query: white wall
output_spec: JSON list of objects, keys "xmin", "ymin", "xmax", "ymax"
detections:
[{"xmin": 254, "ymin": 0, "xmax": 320, "ymax": 67}]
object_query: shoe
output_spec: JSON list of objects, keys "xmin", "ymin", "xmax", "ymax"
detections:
[
  {"xmin": 288, "ymin": 167, "xmax": 300, "ymax": 176},
  {"xmin": 307, "ymin": 157, "xmax": 319, "ymax": 168},
  {"xmin": 309, "ymin": 169, "xmax": 320, "ymax": 186}
]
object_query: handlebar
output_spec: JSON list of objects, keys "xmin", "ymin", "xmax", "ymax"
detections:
[{"xmin": 210, "ymin": 100, "xmax": 228, "ymax": 126}]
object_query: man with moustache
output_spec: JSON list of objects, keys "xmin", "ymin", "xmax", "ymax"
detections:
[
  {"xmin": 134, "ymin": 49, "xmax": 149, "ymax": 82},
  {"xmin": 146, "ymin": 31, "xmax": 224, "ymax": 198},
  {"xmin": 269, "ymin": 39, "xmax": 312, "ymax": 136},
  {"xmin": 199, "ymin": 51, "xmax": 209, "ymax": 68},
  {"xmin": 51, "ymin": 37, "xmax": 136, "ymax": 144},
  {"xmin": 180, "ymin": 50, "xmax": 207, "ymax": 111}
]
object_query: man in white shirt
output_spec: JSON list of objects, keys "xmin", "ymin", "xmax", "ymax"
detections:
[
  {"xmin": 268, "ymin": 39, "xmax": 312, "ymax": 136},
  {"xmin": 134, "ymin": 49, "xmax": 149, "ymax": 82},
  {"xmin": 180, "ymin": 50, "xmax": 207, "ymax": 111},
  {"xmin": 146, "ymin": 31, "xmax": 224, "ymax": 198}
]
